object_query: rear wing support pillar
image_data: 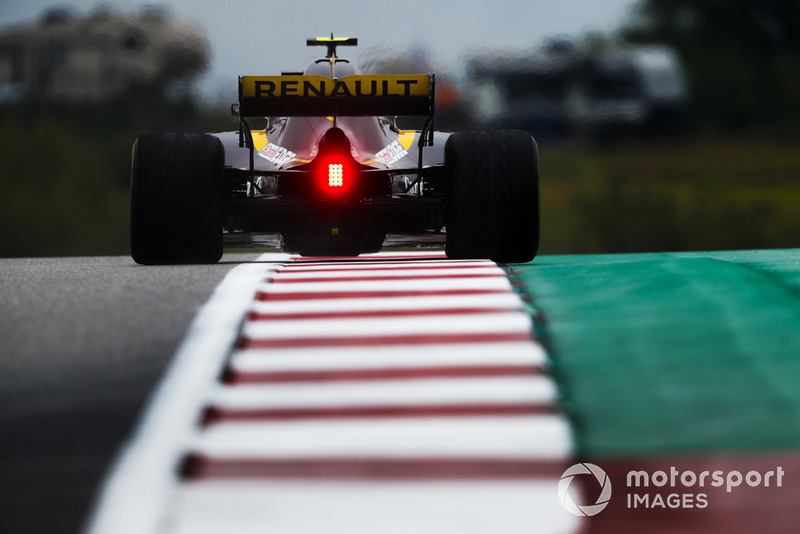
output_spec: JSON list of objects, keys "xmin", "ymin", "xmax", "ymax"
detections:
[{"xmin": 417, "ymin": 74, "xmax": 435, "ymax": 176}]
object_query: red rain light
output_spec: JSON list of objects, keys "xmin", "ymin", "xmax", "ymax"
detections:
[
  {"xmin": 315, "ymin": 129, "xmax": 355, "ymax": 197},
  {"xmin": 328, "ymin": 163, "xmax": 344, "ymax": 187}
]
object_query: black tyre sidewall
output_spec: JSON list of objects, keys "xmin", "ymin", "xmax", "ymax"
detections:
[
  {"xmin": 130, "ymin": 133, "xmax": 224, "ymax": 264},
  {"xmin": 445, "ymin": 129, "xmax": 540, "ymax": 263}
]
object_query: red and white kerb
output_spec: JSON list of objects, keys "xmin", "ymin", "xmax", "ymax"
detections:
[{"xmin": 86, "ymin": 252, "xmax": 578, "ymax": 534}]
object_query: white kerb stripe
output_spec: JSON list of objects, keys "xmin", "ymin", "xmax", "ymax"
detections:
[
  {"xmin": 241, "ymin": 312, "xmax": 531, "ymax": 340},
  {"xmin": 192, "ymin": 415, "xmax": 571, "ymax": 460},
  {"xmin": 279, "ymin": 259, "xmax": 497, "ymax": 271},
  {"xmin": 167, "ymin": 481, "xmax": 581, "ymax": 534},
  {"xmin": 209, "ymin": 376, "xmax": 558, "ymax": 409},
  {"xmin": 272, "ymin": 267, "xmax": 505, "ymax": 280},
  {"xmin": 258, "ymin": 276, "xmax": 514, "ymax": 293},
  {"xmin": 230, "ymin": 342, "xmax": 548, "ymax": 373}
]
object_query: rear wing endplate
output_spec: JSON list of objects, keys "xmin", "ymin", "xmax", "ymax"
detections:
[{"xmin": 238, "ymin": 74, "xmax": 434, "ymax": 118}]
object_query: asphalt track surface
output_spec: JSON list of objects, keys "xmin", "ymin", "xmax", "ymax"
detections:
[{"xmin": 0, "ymin": 254, "xmax": 260, "ymax": 534}]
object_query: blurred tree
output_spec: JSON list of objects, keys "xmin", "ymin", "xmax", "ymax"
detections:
[
  {"xmin": 622, "ymin": 0, "xmax": 800, "ymax": 132},
  {"xmin": 0, "ymin": 89, "xmax": 235, "ymax": 258}
]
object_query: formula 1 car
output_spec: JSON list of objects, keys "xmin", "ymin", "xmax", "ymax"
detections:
[{"xmin": 130, "ymin": 36, "xmax": 540, "ymax": 264}]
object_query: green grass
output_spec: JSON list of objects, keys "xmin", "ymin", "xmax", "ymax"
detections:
[
  {"xmin": 513, "ymin": 249, "xmax": 800, "ymax": 456},
  {"xmin": 539, "ymin": 139, "xmax": 800, "ymax": 255}
]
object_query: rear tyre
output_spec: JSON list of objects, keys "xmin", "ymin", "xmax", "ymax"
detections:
[
  {"xmin": 444, "ymin": 129, "xmax": 540, "ymax": 263},
  {"xmin": 130, "ymin": 133, "xmax": 224, "ymax": 265}
]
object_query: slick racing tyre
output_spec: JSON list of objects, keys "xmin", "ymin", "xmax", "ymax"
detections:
[
  {"xmin": 444, "ymin": 129, "xmax": 540, "ymax": 263},
  {"xmin": 130, "ymin": 132, "xmax": 224, "ymax": 265}
]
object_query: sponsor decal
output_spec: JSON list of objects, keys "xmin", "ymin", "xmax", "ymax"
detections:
[
  {"xmin": 242, "ymin": 75, "xmax": 430, "ymax": 99},
  {"xmin": 258, "ymin": 143, "xmax": 296, "ymax": 165},
  {"xmin": 375, "ymin": 140, "xmax": 409, "ymax": 166}
]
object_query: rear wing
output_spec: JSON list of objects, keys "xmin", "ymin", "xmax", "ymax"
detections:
[
  {"xmin": 235, "ymin": 74, "xmax": 436, "ymax": 175},
  {"xmin": 238, "ymin": 74, "xmax": 435, "ymax": 118}
]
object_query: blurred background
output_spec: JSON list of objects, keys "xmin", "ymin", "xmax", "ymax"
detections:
[{"xmin": 1, "ymin": 0, "xmax": 799, "ymax": 258}]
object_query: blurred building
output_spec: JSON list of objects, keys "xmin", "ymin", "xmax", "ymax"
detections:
[
  {"xmin": 467, "ymin": 38, "xmax": 689, "ymax": 139},
  {"xmin": 0, "ymin": 6, "xmax": 209, "ymax": 103}
]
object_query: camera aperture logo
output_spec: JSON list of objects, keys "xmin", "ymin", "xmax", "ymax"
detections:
[{"xmin": 558, "ymin": 463, "xmax": 612, "ymax": 516}]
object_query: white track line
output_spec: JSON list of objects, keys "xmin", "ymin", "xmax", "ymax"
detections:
[{"xmin": 84, "ymin": 255, "xmax": 290, "ymax": 534}]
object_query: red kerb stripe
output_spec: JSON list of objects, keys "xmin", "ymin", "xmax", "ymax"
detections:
[
  {"xmin": 289, "ymin": 254, "xmax": 448, "ymax": 262},
  {"xmin": 202, "ymin": 402, "xmax": 559, "ymax": 425},
  {"xmin": 271, "ymin": 273, "xmax": 504, "ymax": 284},
  {"xmin": 237, "ymin": 332, "xmax": 533, "ymax": 350},
  {"xmin": 246, "ymin": 307, "xmax": 519, "ymax": 322},
  {"xmin": 181, "ymin": 455, "xmax": 566, "ymax": 481},
  {"xmin": 254, "ymin": 289, "xmax": 511, "ymax": 301},
  {"xmin": 223, "ymin": 364, "xmax": 544, "ymax": 384},
  {"xmin": 290, "ymin": 252, "xmax": 447, "ymax": 263}
]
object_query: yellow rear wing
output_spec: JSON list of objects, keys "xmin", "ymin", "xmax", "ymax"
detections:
[{"xmin": 237, "ymin": 74, "xmax": 435, "ymax": 118}]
